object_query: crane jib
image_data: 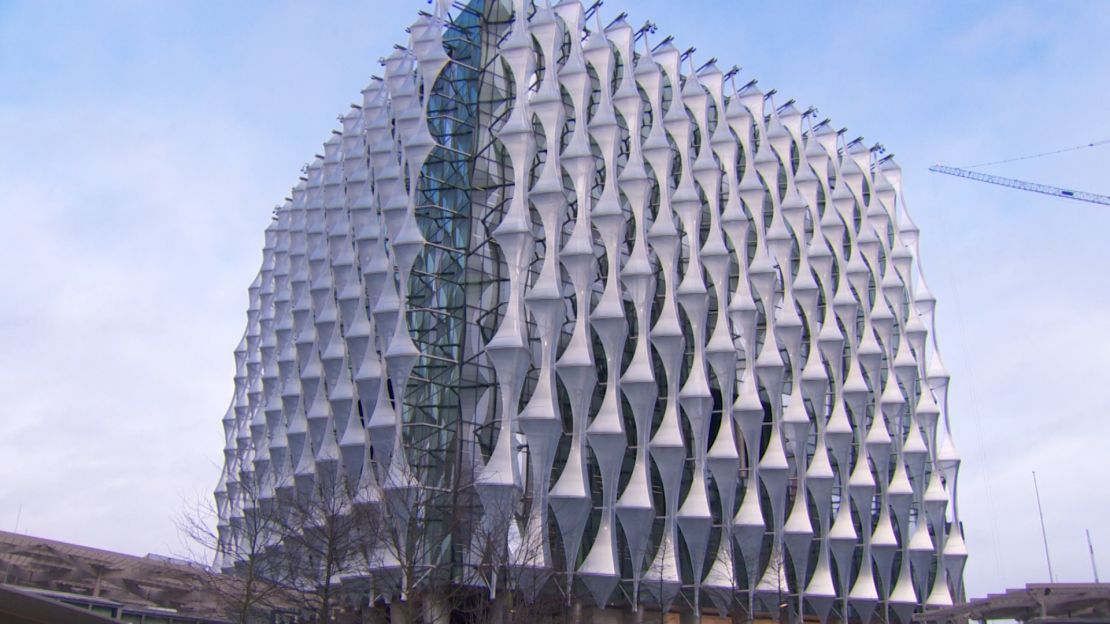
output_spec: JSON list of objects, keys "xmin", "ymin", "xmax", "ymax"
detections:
[{"xmin": 929, "ymin": 165, "xmax": 1110, "ymax": 206}]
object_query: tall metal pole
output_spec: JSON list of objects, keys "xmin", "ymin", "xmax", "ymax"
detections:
[
  {"xmin": 1032, "ymin": 471, "xmax": 1055, "ymax": 582},
  {"xmin": 1087, "ymin": 529, "xmax": 1100, "ymax": 583}
]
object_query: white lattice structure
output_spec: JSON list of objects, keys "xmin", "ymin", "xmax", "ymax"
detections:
[{"xmin": 214, "ymin": 0, "xmax": 967, "ymax": 620}]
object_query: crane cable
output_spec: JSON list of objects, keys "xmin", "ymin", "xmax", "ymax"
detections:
[{"xmin": 963, "ymin": 138, "xmax": 1110, "ymax": 169}]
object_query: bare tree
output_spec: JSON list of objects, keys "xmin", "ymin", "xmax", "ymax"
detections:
[
  {"xmin": 636, "ymin": 521, "xmax": 681, "ymax": 624},
  {"xmin": 178, "ymin": 467, "xmax": 298, "ymax": 624},
  {"xmin": 346, "ymin": 453, "xmax": 567, "ymax": 624},
  {"xmin": 350, "ymin": 455, "xmax": 479, "ymax": 624},
  {"xmin": 187, "ymin": 452, "xmax": 568, "ymax": 624},
  {"xmin": 462, "ymin": 492, "xmax": 561, "ymax": 624},
  {"xmin": 274, "ymin": 468, "xmax": 367, "ymax": 623},
  {"xmin": 702, "ymin": 528, "xmax": 753, "ymax": 624}
]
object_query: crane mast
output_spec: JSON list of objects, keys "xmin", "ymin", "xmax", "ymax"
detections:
[{"xmin": 929, "ymin": 164, "xmax": 1110, "ymax": 206}]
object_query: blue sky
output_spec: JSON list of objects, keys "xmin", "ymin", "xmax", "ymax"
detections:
[{"xmin": 1, "ymin": 0, "xmax": 1108, "ymax": 600}]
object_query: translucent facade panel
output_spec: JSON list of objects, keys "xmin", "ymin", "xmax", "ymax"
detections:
[{"xmin": 215, "ymin": 1, "xmax": 967, "ymax": 620}]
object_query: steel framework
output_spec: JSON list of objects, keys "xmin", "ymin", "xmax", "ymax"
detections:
[{"xmin": 215, "ymin": 1, "xmax": 967, "ymax": 621}]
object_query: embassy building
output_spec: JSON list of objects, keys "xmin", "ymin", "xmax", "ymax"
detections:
[{"xmin": 214, "ymin": 1, "xmax": 968, "ymax": 621}]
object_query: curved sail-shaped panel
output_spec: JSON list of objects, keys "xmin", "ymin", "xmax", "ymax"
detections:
[{"xmin": 215, "ymin": 1, "xmax": 966, "ymax": 620}]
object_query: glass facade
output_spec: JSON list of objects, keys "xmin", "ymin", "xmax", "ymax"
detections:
[{"xmin": 215, "ymin": 1, "xmax": 967, "ymax": 621}]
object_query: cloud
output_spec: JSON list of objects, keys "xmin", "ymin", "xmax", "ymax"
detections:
[
  {"xmin": 0, "ymin": 0, "xmax": 1108, "ymax": 599},
  {"xmin": 0, "ymin": 103, "xmax": 271, "ymax": 552},
  {"xmin": 0, "ymin": 0, "xmax": 422, "ymax": 557}
]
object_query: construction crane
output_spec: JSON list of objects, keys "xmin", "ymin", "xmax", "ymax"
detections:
[
  {"xmin": 929, "ymin": 165, "xmax": 1110, "ymax": 206},
  {"xmin": 929, "ymin": 138, "xmax": 1110, "ymax": 206}
]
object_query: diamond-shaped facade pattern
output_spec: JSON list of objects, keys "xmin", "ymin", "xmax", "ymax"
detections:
[{"xmin": 215, "ymin": 0, "xmax": 967, "ymax": 620}]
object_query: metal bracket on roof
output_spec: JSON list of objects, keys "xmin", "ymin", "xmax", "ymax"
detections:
[
  {"xmin": 651, "ymin": 35, "xmax": 674, "ymax": 51},
  {"xmin": 605, "ymin": 11, "xmax": 628, "ymax": 30},
  {"xmin": 584, "ymin": 1, "xmax": 603, "ymax": 21},
  {"xmin": 451, "ymin": 1, "xmax": 481, "ymax": 17},
  {"xmin": 634, "ymin": 21, "xmax": 657, "ymax": 41},
  {"xmin": 697, "ymin": 57, "xmax": 718, "ymax": 72}
]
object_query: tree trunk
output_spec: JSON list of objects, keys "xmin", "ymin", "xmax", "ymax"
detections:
[
  {"xmin": 489, "ymin": 594, "xmax": 504, "ymax": 624},
  {"xmin": 362, "ymin": 604, "xmax": 389, "ymax": 624},
  {"xmin": 423, "ymin": 594, "xmax": 449, "ymax": 624},
  {"xmin": 391, "ymin": 600, "xmax": 410, "ymax": 624}
]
